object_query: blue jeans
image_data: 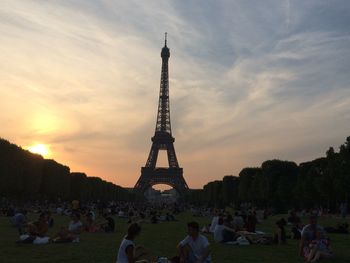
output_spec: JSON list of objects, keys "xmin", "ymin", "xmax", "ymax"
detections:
[{"xmin": 188, "ymin": 252, "xmax": 211, "ymax": 263}]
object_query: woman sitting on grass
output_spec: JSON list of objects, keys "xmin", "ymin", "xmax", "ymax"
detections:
[
  {"xmin": 17, "ymin": 212, "xmax": 49, "ymax": 244},
  {"xmin": 116, "ymin": 223, "xmax": 148, "ymax": 263},
  {"xmin": 51, "ymin": 212, "xmax": 83, "ymax": 243},
  {"xmin": 84, "ymin": 212, "xmax": 99, "ymax": 233},
  {"xmin": 306, "ymin": 230, "xmax": 332, "ymax": 262}
]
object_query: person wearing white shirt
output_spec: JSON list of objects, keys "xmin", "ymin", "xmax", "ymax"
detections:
[
  {"xmin": 209, "ymin": 215, "xmax": 219, "ymax": 233},
  {"xmin": 177, "ymin": 221, "xmax": 211, "ymax": 263},
  {"xmin": 214, "ymin": 218, "xmax": 236, "ymax": 243},
  {"xmin": 116, "ymin": 223, "xmax": 148, "ymax": 263}
]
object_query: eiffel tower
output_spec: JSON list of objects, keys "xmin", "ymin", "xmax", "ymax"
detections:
[{"xmin": 134, "ymin": 34, "xmax": 189, "ymax": 196}]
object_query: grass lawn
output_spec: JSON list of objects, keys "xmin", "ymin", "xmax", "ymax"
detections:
[{"xmin": 0, "ymin": 212, "xmax": 349, "ymax": 262}]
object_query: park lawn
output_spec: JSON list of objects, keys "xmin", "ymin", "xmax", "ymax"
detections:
[{"xmin": 0, "ymin": 212, "xmax": 349, "ymax": 263}]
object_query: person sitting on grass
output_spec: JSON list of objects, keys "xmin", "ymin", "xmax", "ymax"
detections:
[
  {"xmin": 166, "ymin": 212, "xmax": 176, "ymax": 221},
  {"xmin": 101, "ymin": 213, "xmax": 115, "ymax": 233},
  {"xmin": 17, "ymin": 212, "xmax": 49, "ymax": 244},
  {"xmin": 287, "ymin": 210, "xmax": 300, "ymax": 225},
  {"xmin": 299, "ymin": 215, "xmax": 325, "ymax": 259},
  {"xmin": 245, "ymin": 212, "xmax": 257, "ymax": 233},
  {"xmin": 177, "ymin": 221, "xmax": 211, "ymax": 263},
  {"xmin": 47, "ymin": 211, "xmax": 54, "ymax": 228},
  {"xmin": 273, "ymin": 218, "xmax": 287, "ymax": 244},
  {"xmin": 306, "ymin": 230, "xmax": 332, "ymax": 262},
  {"xmin": 214, "ymin": 217, "xmax": 236, "ymax": 243},
  {"xmin": 12, "ymin": 209, "xmax": 27, "ymax": 235},
  {"xmin": 84, "ymin": 212, "xmax": 99, "ymax": 233},
  {"xmin": 209, "ymin": 211, "xmax": 220, "ymax": 233},
  {"xmin": 116, "ymin": 223, "xmax": 148, "ymax": 263},
  {"xmin": 233, "ymin": 212, "xmax": 244, "ymax": 231},
  {"xmin": 51, "ymin": 212, "xmax": 83, "ymax": 243}
]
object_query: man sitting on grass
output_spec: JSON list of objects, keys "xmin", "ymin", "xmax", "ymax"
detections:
[
  {"xmin": 177, "ymin": 221, "xmax": 211, "ymax": 263},
  {"xmin": 51, "ymin": 212, "xmax": 83, "ymax": 243},
  {"xmin": 214, "ymin": 217, "xmax": 236, "ymax": 243},
  {"xmin": 12, "ymin": 209, "xmax": 27, "ymax": 235}
]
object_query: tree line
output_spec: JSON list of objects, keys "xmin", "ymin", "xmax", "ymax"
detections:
[
  {"xmin": 187, "ymin": 136, "xmax": 350, "ymax": 212},
  {"xmin": 0, "ymin": 138, "xmax": 138, "ymax": 202}
]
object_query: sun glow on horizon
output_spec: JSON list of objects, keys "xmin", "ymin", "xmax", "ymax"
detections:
[{"xmin": 27, "ymin": 144, "xmax": 50, "ymax": 158}]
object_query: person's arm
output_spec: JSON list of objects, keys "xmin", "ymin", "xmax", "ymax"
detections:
[
  {"xmin": 177, "ymin": 237, "xmax": 188, "ymax": 263},
  {"xmin": 223, "ymin": 225, "xmax": 236, "ymax": 233},
  {"xmin": 134, "ymin": 245, "xmax": 147, "ymax": 258},
  {"xmin": 126, "ymin": 245, "xmax": 135, "ymax": 263},
  {"xmin": 176, "ymin": 244, "xmax": 183, "ymax": 263},
  {"xmin": 198, "ymin": 245, "xmax": 210, "ymax": 263},
  {"xmin": 277, "ymin": 228, "xmax": 282, "ymax": 245},
  {"xmin": 299, "ymin": 236, "xmax": 305, "ymax": 256}
]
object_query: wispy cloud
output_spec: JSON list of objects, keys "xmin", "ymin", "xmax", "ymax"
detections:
[{"xmin": 0, "ymin": 0, "xmax": 349, "ymax": 187}]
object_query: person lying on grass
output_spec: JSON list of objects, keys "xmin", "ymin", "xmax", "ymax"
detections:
[
  {"xmin": 177, "ymin": 221, "xmax": 211, "ymax": 263},
  {"xmin": 50, "ymin": 212, "xmax": 83, "ymax": 243},
  {"xmin": 116, "ymin": 223, "xmax": 148, "ymax": 263}
]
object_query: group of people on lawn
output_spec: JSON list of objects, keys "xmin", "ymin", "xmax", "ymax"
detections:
[
  {"xmin": 11, "ymin": 205, "xmax": 334, "ymax": 263},
  {"xmin": 13, "ymin": 210, "xmax": 114, "ymax": 244},
  {"xmin": 117, "ymin": 221, "xmax": 210, "ymax": 263},
  {"xmin": 117, "ymin": 214, "xmax": 333, "ymax": 263}
]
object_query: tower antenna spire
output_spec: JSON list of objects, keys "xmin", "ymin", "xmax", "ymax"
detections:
[{"xmin": 165, "ymin": 32, "xmax": 167, "ymax": 46}]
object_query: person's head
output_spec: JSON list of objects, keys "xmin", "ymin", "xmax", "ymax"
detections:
[
  {"xmin": 309, "ymin": 215, "xmax": 317, "ymax": 226},
  {"xmin": 276, "ymin": 218, "xmax": 286, "ymax": 228},
  {"xmin": 39, "ymin": 212, "xmax": 47, "ymax": 222},
  {"xmin": 187, "ymin": 221, "xmax": 199, "ymax": 237},
  {"xmin": 127, "ymin": 223, "xmax": 141, "ymax": 239}
]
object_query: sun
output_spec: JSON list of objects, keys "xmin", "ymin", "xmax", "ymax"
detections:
[{"xmin": 27, "ymin": 144, "xmax": 50, "ymax": 158}]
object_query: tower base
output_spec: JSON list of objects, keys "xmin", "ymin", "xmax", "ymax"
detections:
[{"xmin": 134, "ymin": 167, "xmax": 189, "ymax": 196}]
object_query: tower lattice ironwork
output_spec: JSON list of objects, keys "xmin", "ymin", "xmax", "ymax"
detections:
[{"xmin": 134, "ymin": 34, "xmax": 189, "ymax": 196}]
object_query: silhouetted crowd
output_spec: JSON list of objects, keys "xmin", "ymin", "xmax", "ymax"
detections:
[{"xmin": 1, "ymin": 197, "xmax": 348, "ymax": 262}]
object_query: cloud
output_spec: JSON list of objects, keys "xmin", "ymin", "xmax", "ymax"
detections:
[{"xmin": 0, "ymin": 0, "xmax": 350, "ymax": 188}]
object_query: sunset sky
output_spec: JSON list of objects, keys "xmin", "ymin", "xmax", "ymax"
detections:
[{"xmin": 1, "ymin": 0, "xmax": 350, "ymax": 189}]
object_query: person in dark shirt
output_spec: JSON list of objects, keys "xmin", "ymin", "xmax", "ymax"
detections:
[
  {"xmin": 274, "ymin": 218, "xmax": 287, "ymax": 244},
  {"xmin": 245, "ymin": 213, "xmax": 257, "ymax": 233},
  {"xmin": 102, "ymin": 214, "xmax": 115, "ymax": 233}
]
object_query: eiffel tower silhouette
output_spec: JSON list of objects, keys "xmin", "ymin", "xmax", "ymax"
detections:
[{"xmin": 134, "ymin": 33, "xmax": 189, "ymax": 196}]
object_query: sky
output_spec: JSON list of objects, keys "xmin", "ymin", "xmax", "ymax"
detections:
[{"xmin": 1, "ymin": 0, "xmax": 350, "ymax": 189}]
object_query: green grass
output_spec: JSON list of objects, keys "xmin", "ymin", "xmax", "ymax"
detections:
[{"xmin": 0, "ymin": 212, "xmax": 349, "ymax": 262}]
